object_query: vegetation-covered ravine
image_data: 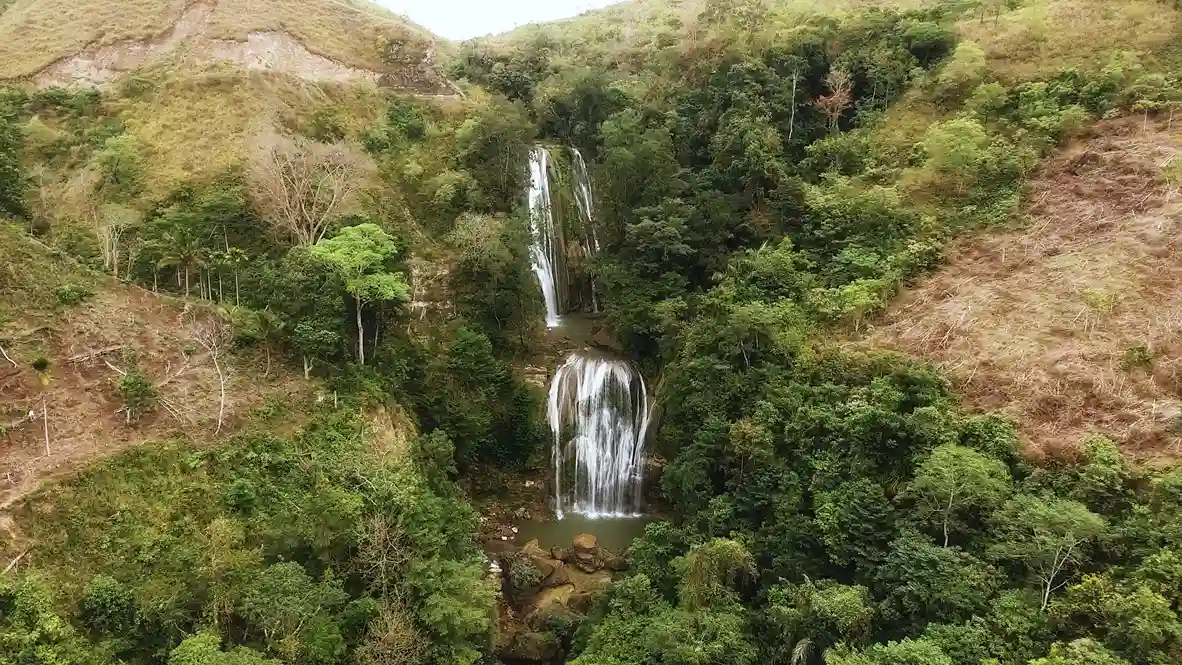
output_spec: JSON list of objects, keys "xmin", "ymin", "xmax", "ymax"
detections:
[{"xmin": 2, "ymin": 1, "xmax": 1182, "ymax": 665}]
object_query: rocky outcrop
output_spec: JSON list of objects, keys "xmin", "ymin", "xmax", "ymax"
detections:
[
  {"xmin": 486, "ymin": 532, "xmax": 629, "ymax": 663},
  {"xmin": 572, "ymin": 533, "xmax": 601, "ymax": 573}
]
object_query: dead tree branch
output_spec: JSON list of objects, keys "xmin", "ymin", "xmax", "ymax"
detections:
[
  {"xmin": 2, "ymin": 549, "xmax": 30, "ymax": 576},
  {"xmin": 248, "ymin": 131, "xmax": 372, "ymax": 246},
  {"xmin": 67, "ymin": 346, "xmax": 126, "ymax": 364},
  {"xmin": 188, "ymin": 312, "xmax": 232, "ymax": 435}
]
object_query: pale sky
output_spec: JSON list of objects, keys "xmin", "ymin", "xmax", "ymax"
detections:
[{"xmin": 376, "ymin": 0, "xmax": 625, "ymax": 40}]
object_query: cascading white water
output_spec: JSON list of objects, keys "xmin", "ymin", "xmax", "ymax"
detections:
[
  {"xmin": 528, "ymin": 146, "xmax": 562, "ymax": 328},
  {"xmin": 548, "ymin": 349, "xmax": 650, "ymax": 519},
  {"xmin": 569, "ymin": 147, "xmax": 601, "ymax": 312}
]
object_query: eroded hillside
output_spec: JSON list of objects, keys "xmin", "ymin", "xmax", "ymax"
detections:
[
  {"xmin": 870, "ymin": 117, "xmax": 1182, "ymax": 462},
  {"xmin": 0, "ymin": 222, "xmax": 309, "ymax": 506},
  {"xmin": 0, "ymin": 0, "xmax": 449, "ymax": 90}
]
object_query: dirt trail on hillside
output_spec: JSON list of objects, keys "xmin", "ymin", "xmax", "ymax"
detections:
[
  {"xmin": 869, "ymin": 117, "xmax": 1182, "ymax": 463},
  {"xmin": 33, "ymin": 0, "xmax": 383, "ymax": 87}
]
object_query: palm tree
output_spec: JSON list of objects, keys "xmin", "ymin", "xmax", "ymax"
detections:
[{"xmin": 155, "ymin": 211, "xmax": 209, "ymax": 297}]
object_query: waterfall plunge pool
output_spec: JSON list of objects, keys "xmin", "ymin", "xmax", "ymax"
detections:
[{"xmin": 515, "ymin": 514, "xmax": 655, "ymax": 552}]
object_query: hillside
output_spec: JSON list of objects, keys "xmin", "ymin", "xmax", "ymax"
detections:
[
  {"xmin": 5, "ymin": 2, "xmax": 1182, "ymax": 665},
  {"xmin": 0, "ymin": 221, "xmax": 309, "ymax": 507},
  {"xmin": 0, "ymin": 0, "xmax": 446, "ymax": 88},
  {"xmin": 870, "ymin": 117, "xmax": 1182, "ymax": 463},
  {"xmin": 0, "ymin": 0, "xmax": 456, "ymax": 206}
]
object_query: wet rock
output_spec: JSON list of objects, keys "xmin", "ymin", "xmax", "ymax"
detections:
[
  {"xmin": 497, "ymin": 631, "xmax": 560, "ymax": 662},
  {"xmin": 514, "ymin": 506, "xmax": 531, "ymax": 519},
  {"xmin": 522, "ymin": 539, "xmax": 547, "ymax": 558},
  {"xmin": 572, "ymin": 533, "xmax": 601, "ymax": 573},
  {"xmin": 483, "ymin": 539, "xmax": 519, "ymax": 558},
  {"xmin": 601, "ymin": 550, "xmax": 628, "ymax": 572},
  {"xmin": 572, "ymin": 533, "xmax": 598, "ymax": 552},
  {"xmin": 568, "ymin": 591, "xmax": 596, "ymax": 614},
  {"xmin": 532, "ymin": 556, "xmax": 557, "ymax": 580},
  {"xmin": 541, "ymin": 562, "xmax": 571, "ymax": 588},
  {"xmin": 574, "ymin": 555, "xmax": 599, "ymax": 573}
]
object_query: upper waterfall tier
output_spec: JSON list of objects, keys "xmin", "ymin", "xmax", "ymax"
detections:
[
  {"xmin": 525, "ymin": 144, "xmax": 602, "ymax": 326},
  {"xmin": 548, "ymin": 349, "xmax": 650, "ymax": 519},
  {"xmin": 527, "ymin": 146, "xmax": 563, "ymax": 328}
]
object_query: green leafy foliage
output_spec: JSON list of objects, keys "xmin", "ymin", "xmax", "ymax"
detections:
[
  {"xmin": 115, "ymin": 368, "xmax": 159, "ymax": 423},
  {"xmin": 311, "ymin": 223, "xmax": 410, "ymax": 365},
  {"xmin": 0, "ymin": 96, "xmax": 26, "ymax": 218},
  {"xmin": 7, "ymin": 412, "xmax": 493, "ymax": 665}
]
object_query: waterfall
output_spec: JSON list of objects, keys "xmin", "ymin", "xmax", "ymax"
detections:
[
  {"xmin": 548, "ymin": 349, "xmax": 650, "ymax": 519},
  {"xmin": 569, "ymin": 147, "xmax": 601, "ymax": 312},
  {"xmin": 528, "ymin": 146, "xmax": 562, "ymax": 328}
]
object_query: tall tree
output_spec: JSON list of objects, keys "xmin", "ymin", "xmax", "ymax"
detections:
[
  {"xmin": 903, "ymin": 444, "xmax": 1011, "ymax": 546},
  {"xmin": 311, "ymin": 224, "xmax": 409, "ymax": 365},
  {"xmin": 990, "ymin": 495, "xmax": 1106, "ymax": 611}
]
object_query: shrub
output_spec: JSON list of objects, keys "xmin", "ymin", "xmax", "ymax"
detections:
[
  {"xmin": 116, "ymin": 369, "xmax": 158, "ymax": 423},
  {"xmin": 54, "ymin": 284, "xmax": 93, "ymax": 306},
  {"xmin": 1121, "ymin": 344, "xmax": 1154, "ymax": 370},
  {"xmin": 80, "ymin": 575, "xmax": 139, "ymax": 635},
  {"xmin": 506, "ymin": 552, "xmax": 543, "ymax": 607}
]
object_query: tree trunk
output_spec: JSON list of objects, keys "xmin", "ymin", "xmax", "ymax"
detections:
[
  {"xmin": 184, "ymin": 267, "xmax": 191, "ymax": 297},
  {"xmin": 212, "ymin": 353, "xmax": 226, "ymax": 435},
  {"xmin": 355, "ymin": 296, "xmax": 365, "ymax": 365},
  {"xmin": 788, "ymin": 67, "xmax": 798, "ymax": 143},
  {"xmin": 235, "ymin": 271, "xmax": 240, "ymax": 306},
  {"xmin": 303, "ymin": 356, "xmax": 313, "ymax": 380}
]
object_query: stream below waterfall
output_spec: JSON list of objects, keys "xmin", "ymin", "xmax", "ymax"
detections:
[{"xmin": 515, "ymin": 514, "xmax": 654, "ymax": 551}]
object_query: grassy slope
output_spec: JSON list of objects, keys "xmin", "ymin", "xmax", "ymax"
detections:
[
  {"xmin": 0, "ymin": 221, "xmax": 310, "ymax": 507},
  {"xmin": 0, "ymin": 0, "xmax": 437, "ymax": 79},
  {"xmin": 114, "ymin": 65, "xmax": 389, "ymax": 196}
]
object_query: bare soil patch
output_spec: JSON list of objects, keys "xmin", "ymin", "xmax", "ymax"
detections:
[
  {"xmin": 1, "ymin": 282, "xmax": 309, "ymax": 507},
  {"xmin": 868, "ymin": 117, "xmax": 1182, "ymax": 463}
]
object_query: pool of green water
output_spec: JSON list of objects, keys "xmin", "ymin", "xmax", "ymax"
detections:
[{"xmin": 514, "ymin": 514, "xmax": 655, "ymax": 552}]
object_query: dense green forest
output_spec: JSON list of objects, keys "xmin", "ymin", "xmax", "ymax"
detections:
[{"xmin": 3, "ymin": 0, "xmax": 1182, "ymax": 665}]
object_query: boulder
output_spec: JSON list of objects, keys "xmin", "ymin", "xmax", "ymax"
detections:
[
  {"xmin": 497, "ymin": 631, "xmax": 560, "ymax": 663},
  {"xmin": 531, "ymin": 555, "xmax": 557, "ymax": 580},
  {"xmin": 572, "ymin": 533, "xmax": 598, "ymax": 552},
  {"xmin": 601, "ymin": 550, "xmax": 628, "ymax": 572},
  {"xmin": 522, "ymin": 539, "xmax": 547, "ymax": 559},
  {"xmin": 573, "ymin": 553, "xmax": 600, "ymax": 573},
  {"xmin": 483, "ymin": 539, "xmax": 519, "ymax": 559},
  {"xmin": 567, "ymin": 591, "xmax": 596, "ymax": 614},
  {"xmin": 541, "ymin": 562, "xmax": 571, "ymax": 588},
  {"xmin": 551, "ymin": 546, "xmax": 572, "ymax": 562},
  {"xmin": 571, "ymin": 533, "xmax": 601, "ymax": 573}
]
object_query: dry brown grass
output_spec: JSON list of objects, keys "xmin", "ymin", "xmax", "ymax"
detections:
[
  {"xmin": 112, "ymin": 64, "xmax": 387, "ymax": 196},
  {"xmin": 957, "ymin": 0, "xmax": 1182, "ymax": 82},
  {"xmin": 868, "ymin": 116, "xmax": 1182, "ymax": 463},
  {"xmin": 0, "ymin": 226, "xmax": 311, "ymax": 507},
  {"xmin": 0, "ymin": 0, "xmax": 434, "ymax": 80}
]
